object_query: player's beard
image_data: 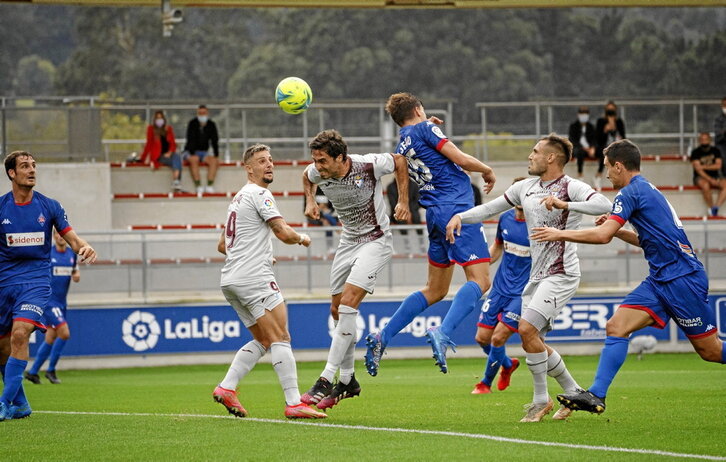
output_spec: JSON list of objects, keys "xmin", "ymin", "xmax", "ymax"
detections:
[{"xmin": 263, "ymin": 176, "xmax": 273, "ymax": 184}]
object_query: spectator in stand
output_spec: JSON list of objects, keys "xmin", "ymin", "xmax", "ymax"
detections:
[
  {"xmin": 714, "ymin": 97, "xmax": 726, "ymax": 176},
  {"xmin": 690, "ymin": 132, "xmax": 726, "ymax": 217},
  {"xmin": 595, "ymin": 101, "xmax": 626, "ymax": 192},
  {"xmin": 183, "ymin": 105, "xmax": 220, "ymax": 194},
  {"xmin": 140, "ymin": 110, "xmax": 183, "ymax": 192},
  {"xmin": 387, "ymin": 178, "xmax": 424, "ymax": 254},
  {"xmin": 568, "ymin": 106, "xmax": 596, "ymax": 181}
]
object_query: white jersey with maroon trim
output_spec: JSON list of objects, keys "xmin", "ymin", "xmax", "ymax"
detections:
[
  {"xmin": 221, "ymin": 183, "xmax": 281, "ymax": 286},
  {"xmin": 307, "ymin": 153, "xmax": 395, "ymax": 245},
  {"xmin": 503, "ymin": 175, "xmax": 602, "ymax": 282}
]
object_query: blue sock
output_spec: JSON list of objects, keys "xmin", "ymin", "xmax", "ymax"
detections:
[
  {"xmin": 499, "ymin": 345, "xmax": 513, "ymax": 369},
  {"xmin": 48, "ymin": 338, "xmax": 68, "ymax": 371},
  {"xmin": 0, "ymin": 363, "xmax": 5, "ymax": 381},
  {"xmin": 482, "ymin": 345, "xmax": 505, "ymax": 385},
  {"xmin": 589, "ymin": 336, "xmax": 630, "ymax": 398},
  {"xmin": 381, "ymin": 291, "xmax": 429, "ymax": 346},
  {"xmin": 440, "ymin": 281, "xmax": 482, "ymax": 338},
  {"xmin": 1, "ymin": 357, "xmax": 28, "ymax": 406},
  {"xmin": 481, "ymin": 344, "xmax": 491, "ymax": 356},
  {"xmin": 29, "ymin": 341, "xmax": 52, "ymax": 375}
]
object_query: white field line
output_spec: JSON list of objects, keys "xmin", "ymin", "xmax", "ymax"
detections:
[{"xmin": 35, "ymin": 410, "xmax": 725, "ymax": 461}]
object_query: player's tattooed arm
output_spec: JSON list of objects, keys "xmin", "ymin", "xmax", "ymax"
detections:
[
  {"xmin": 302, "ymin": 167, "xmax": 321, "ymax": 221},
  {"xmin": 268, "ymin": 217, "xmax": 311, "ymax": 247},
  {"xmin": 392, "ymin": 154, "xmax": 411, "ymax": 223},
  {"xmin": 217, "ymin": 228, "xmax": 226, "ymax": 255}
]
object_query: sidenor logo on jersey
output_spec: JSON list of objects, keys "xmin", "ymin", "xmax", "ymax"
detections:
[{"xmin": 6, "ymin": 232, "xmax": 45, "ymax": 247}]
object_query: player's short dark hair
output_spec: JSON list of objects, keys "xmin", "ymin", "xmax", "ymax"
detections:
[
  {"xmin": 309, "ymin": 129, "xmax": 348, "ymax": 161},
  {"xmin": 4, "ymin": 150, "xmax": 34, "ymax": 180},
  {"xmin": 386, "ymin": 92, "xmax": 423, "ymax": 127},
  {"xmin": 539, "ymin": 133, "xmax": 573, "ymax": 166},
  {"xmin": 577, "ymin": 106, "xmax": 589, "ymax": 114},
  {"xmin": 243, "ymin": 143, "xmax": 270, "ymax": 164},
  {"xmin": 604, "ymin": 139, "xmax": 641, "ymax": 172},
  {"xmin": 198, "ymin": 105, "xmax": 207, "ymax": 110}
]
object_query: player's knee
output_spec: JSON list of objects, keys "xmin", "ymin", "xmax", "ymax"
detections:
[
  {"xmin": 605, "ymin": 318, "xmax": 630, "ymax": 337},
  {"xmin": 422, "ymin": 287, "xmax": 447, "ymax": 305},
  {"xmin": 492, "ymin": 331, "xmax": 509, "ymax": 346},
  {"xmin": 474, "ymin": 330, "xmax": 490, "ymax": 347},
  {"xmin": 694, "ymin": 343, "xmax": 722, "ymax": 363},
  {"xmin": 59, "ymin": 331, "xmax": 70, "ymax": 341}
]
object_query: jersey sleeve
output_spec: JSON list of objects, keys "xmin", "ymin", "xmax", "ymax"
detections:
[
  {"xmin": 306, "ymin": 165, "xmax": 322, "ymax": 185},
  {"xmin": 253, "ymin": 189, "xmax": 283, "ymax": 222},
  {"xmin": 421, "ymin": 122, "xmax": 449, "ymax": 152},
  {"xmin": 360, "ymin": 153, "xmax": 395, "ymax": 179},
  {"xmin": 51, "ymin": 199, "xmax": 72, "ymax": 235},
  {"xmin": 609, "ymin": 189, "xmax": 637, "ymax": 225},
  {"xmin": 567, "ymin": 179, "xmax": 599, "ymax": 202},
  {"xmin": 502, "ymin": 181, "xmax": 525, "ymax": 207}
]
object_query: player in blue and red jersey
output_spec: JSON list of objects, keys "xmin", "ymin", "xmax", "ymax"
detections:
[
  {"xmin": 365, "ymin": 92, "xmax": 497, "ymax": 375},
  {"xmin": 0, "ymin": 151, "xmax": 96, "ymax": 421},
  {"xmin": 472, "ymin": 178, "xmax": 530, "ymax": 395},
  {"xmin": 532, "ymin": 139, "xmax": 725, "ymax": 415},
  {"xmin": 25, "ymin": 229, "xmax": 80, "ymax": 385}
]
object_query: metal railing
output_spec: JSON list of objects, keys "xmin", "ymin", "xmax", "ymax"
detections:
[
  {"xmin": 2, "ymin": 96, "xmax": 721, "ymax": 163},
  {"xmin": 70, "ymin": 221, "xmax": 726, "ymax": 302}
]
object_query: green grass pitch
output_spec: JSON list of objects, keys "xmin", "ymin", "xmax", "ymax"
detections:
[{"xmin": 2, "ymin": 353, "xmax": 725, "ymax": 461}]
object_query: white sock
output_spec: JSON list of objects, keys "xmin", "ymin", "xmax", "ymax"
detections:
[
  {"xmin": 339, "ymin": 338, "xmax": 356, "ymax": 385},
  {"xmin": 220, "ymin": 340, "xmax": 266, "ymax": 389},
  {"xmin": 526, "ymin": 351, "xmax": 549, "ymax": 404},
  {"xmin": 547, "ymin": 350, "xmax": 580, "ymax": 393},
  {"xmin": 271, "ymin": 342, "xmax": 301, "ymax": 406},
  {"xmin": 321, "ymin": 305, "xmax": 358, "ymax": 382}
]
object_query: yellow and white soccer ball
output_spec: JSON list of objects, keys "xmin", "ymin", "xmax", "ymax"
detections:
[{"xmin": 275, "ymin": 77, "xmax": 313, "ymax": 115}]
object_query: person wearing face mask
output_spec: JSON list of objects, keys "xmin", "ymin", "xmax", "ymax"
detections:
[
  {"xmin": 714, "ymin": 97, "xmax": 726, "ymax": 177},
  {"xmin": 140, "ymin": 110, "xmax": 183, "ymax": 192},
  {"xmin": 183, "ymin": 105, "xmax": 220, "ymax": 194},
  {"xmin": 594, "ymin": 101, "xmax": 626, "ymax": 192},
  {"xmin": 690, "ymin": 131, "xmax": 726, "ymax": 217},
  {"xmin": 568, "ymin": 106, "xmax": 596, "ymax": 181}
]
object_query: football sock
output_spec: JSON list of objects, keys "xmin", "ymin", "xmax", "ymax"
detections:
[
  {"xmin": 381, "ymin": 291, "xmax": 428, "ymax": 346},
  {"xmin": 440, "ymin": 281, "xmax": 482, "ymax": 338},
  {"xmin": 207, "ymin": 180, "xmax": 214, "ymax": 186},
  {"xmin": 525, "ymin": 351, "xmax": 549, "ymax": 404},
  {"xmin": 481, "ymin": 343, "xmax": 491, "ymax": 356},
  {"xmin": 321, "ymin": 305, "xmax": 357, "ymax": 383},
  {"xmin": 194, "ymin": 179, "xmax": 201, "ymax": 187},
  {"xmin": 339, "ymin": 336, "xmax": 356, "ymax": 385},
  {"xmin": 546, "ymin": 349, "xmax": 579, "ymax": 393},
  {"xmin": 29, "ymin": 341, "xmax": 52, "ymax": 375},
  {"xmin": 0, "ymin": 363, "xmax": 4, "ymax": 380},
  {"xmin": 270, "ymin": 342, "xmax": 301, "ymax": 406},
  {"xmin": 0, "ymin": 357, "xmax": 27, "ymax": 406},
  {"xmin": 589, "ymin": 336, "xmax": 630, "ymax": 398},
  {"xmin": 482, "ymin": 345, "xmax": 506, "ymax": 386},
  {"xmin": 220, "ymin": 340, "xmax": 266, "ymax": 390},
  {"xmin": 48, "ymin": 338, "xmax": 68, "ymax": 372},
  {"xmin": 498, "ymin": 344, "xmax": 513, "ymax": 369}
]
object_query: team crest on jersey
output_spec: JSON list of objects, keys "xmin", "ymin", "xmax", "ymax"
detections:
[
  {"xmin": 353, "ymin": 174, "xmax": 363, "ymax": 188},
  {"xmin": 431, "ymin": 126, "xmax": 446, "ymax": 139},
  {"xmin": 38, "ymin": 213, "xmax": 46, "ymax": 225}
]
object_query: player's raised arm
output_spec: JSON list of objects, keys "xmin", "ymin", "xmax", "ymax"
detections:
[
  {"xmin": 61, "ymin": 229, "xmax": 96, "ymax": 264},
  {"xmin": 302, "ymin": 166, "xmax": 321, "ymax": 221},
  {"xmin": 392, "ymin": 154, "xmax": 411, "ymax": 223},
  {"xmin": 268, "ymin": 217, "xmax": 310, "ymax": 247},
  {"xmin": 445, "ymin": 194, "xmax": 513, "ymax": 243},
  {"xmin": 438, "ymin": 141, "xmax": 496, "ymax": 194},
  {"xmin": 531, "ymin": 218, "xmax": 623, "ymax": 245}
]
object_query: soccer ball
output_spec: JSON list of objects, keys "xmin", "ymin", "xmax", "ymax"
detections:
[{"xmin": 275, "ymin": 77, "xmax": 313, "ymax": 115}]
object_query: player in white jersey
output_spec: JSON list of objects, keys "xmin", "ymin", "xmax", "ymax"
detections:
[
  {"xmin": 447, "ymin": 134, "xmax": 612, "ymax": 422},
  {"xmin": 300, "ymin": 129, "xmax": 411, "ymax": 410},
  {"xmin": 212, "ymin": 144, "xmax": 326, "ymax": 420}
]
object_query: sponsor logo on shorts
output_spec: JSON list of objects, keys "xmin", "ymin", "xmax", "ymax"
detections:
[
  {"xmin": 504, "ymin": 312, "xmax": 521, "ymax": 322},
  {"xmin": 6, "ymin": 232, "xmax": 45, "ymax": 247},
  {"xmin": 675, "ymin": 316, "xmax": 703, "ymax": 328},
  {"xmin": 1, "ymin": 218, "xmax": 11, "ymax": 225},
  {"xmin": 468, "ymin": 254, "xmax": 479, "ymax": 261},
  {"xmin": 20, "ymin": 304, "xmax": 43, "ymax": 316}
]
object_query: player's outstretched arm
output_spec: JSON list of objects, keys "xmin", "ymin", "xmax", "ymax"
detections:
[
  {"xmin": 438, "ymin": 142, "xmax": 496, "ymax": 194},
  {"xmin": 392, "ymin": 154, "xmax": 411, "ymax": 223},
  {"xmin": 531, "ymin": 218, "xmax": 622, "ymax": 245},
  {"xmin": 268, "ymin": 218, "xmax": 311, "ymax": 247},
  {"xmin": 62, "ymin": 229, "xmax": 96, "ymax": 264},
  {"xmin": 302, "ymin": 167, "xmax": 321, "ymax": 221}
]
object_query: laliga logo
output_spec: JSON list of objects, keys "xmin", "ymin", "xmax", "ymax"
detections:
[
  {"xmin": 328, "ymin": 314, "xmax": 366, "ymax": 341},
  {"xmin": 122, "ymin": 310, "xmax": 161, "ymax": 352}
]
